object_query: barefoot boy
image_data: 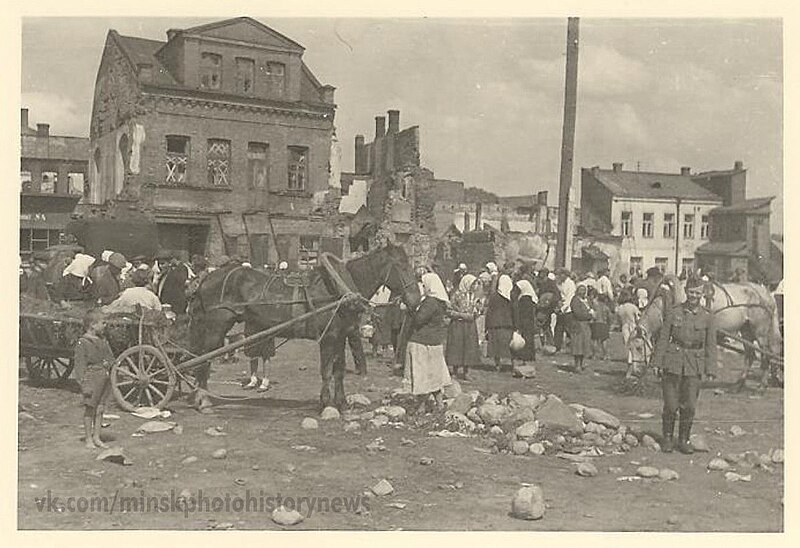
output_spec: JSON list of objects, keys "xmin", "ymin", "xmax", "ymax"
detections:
[{"xmin": 73, "ymin": 310, "xmax": 114, "ymax": 449}]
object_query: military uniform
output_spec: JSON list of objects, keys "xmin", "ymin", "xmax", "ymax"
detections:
[{"xmin": 652, "ymin": 299, "xmax": 717, "ymax": 453}]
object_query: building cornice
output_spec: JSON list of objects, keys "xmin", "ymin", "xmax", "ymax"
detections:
[{"xmin": 143, "ymin": 89, "xmax": 333, "ymax": 120}]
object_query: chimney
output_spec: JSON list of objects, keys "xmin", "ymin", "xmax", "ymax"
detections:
[
  {"xmin": 354, "ymin": 135, "xmax": 367, "ymax": 174},
  {"xmin": 387, "ymin": 109, "xmax": 400, "ymax": 134},
  {"xmin": 475, "ymin": 202, "xmax": 483, "ymax": 231},
  {"xmin": 37, "ymin": 123, "xmax": 49, "ymax": 138},
  {"xmin": 21, "ymin": 108, "xmax": 29, "ymax": 130},
  {"xmin": 612, "ymin": 162, "xmax": 623, "ymax": 173},
  {"xmin": 166, "ymin": 29, "xmax": 181, "ymax": 41},
  {"xmin": 680, "ymin": 166, "xmax": 691, "ymax": 176},
  {"xmin": 321, "ymin": 85, "xmax": 335, "ymax": 104},
  {"xmin": 734, "ymin": 160, "xmax": 744, "ymax": 171},
  {"xmin": 375, "ymin": 116, "xmax": 386, "ymax": 139},
  {"xmin": 537, "ymin": 190, "xmax": 549, "ymax": 206}
]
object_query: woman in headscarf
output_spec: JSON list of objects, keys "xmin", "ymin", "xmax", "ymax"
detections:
[
  {"xmin": 512, "ymin": 280, "xmax": 538, "ymax": 364},
  {"xmin": 569, "ymin": 284, "xmax": 595, "ymax": 372},
  {"xmin": 445, "ymin": 274, "xmax": 482, "ymax": 380},
  {"xmin": 485, "ymin": 273, "xmax": 515, "ymax": 371},
  {"xmin": 405, "ymin": 272, "xmax": 452, "ymax": 413}
]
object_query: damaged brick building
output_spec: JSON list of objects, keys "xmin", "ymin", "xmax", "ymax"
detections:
[{"xmin": 88, "ymin": 17, "xmax": 344, "ymax": 265}]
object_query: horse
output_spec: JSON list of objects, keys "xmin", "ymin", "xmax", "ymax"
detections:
[
  {"xmin": 630, "ymin": 279, "xmax": 782, "ymax": 391},
  {"xmin": 187, "ymin": 245, "xmax": 420, "ymax": 411}
]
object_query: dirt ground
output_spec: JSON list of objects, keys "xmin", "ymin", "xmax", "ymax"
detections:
[{"xmin": 17, "ymin": 334, "xmax": 783, "ymax": 531}]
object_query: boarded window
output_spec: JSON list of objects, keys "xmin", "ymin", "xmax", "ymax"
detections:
[
  {"xmin": 200, "ymin": 52, "xmax": 222, "ymax": 90},
  {"xmin": 21, "ymin": 228, "xmax": 62, "ymax": 253},
  {"xmin": 207, "ymin": 139, "xmax": 231, "ymax": 186},
  {"xmin": 287, "ymin": 146, "xmax": 307, "ymax": 190},
  {"xmin": 236, "ymin": 57, "xmax": 255, "ymax": 93},
  {"xmin": 247, "ymin": 142, "xmax": 269, "ymax": 189},
  {"xmin": 265, "ymin": 62, "xmax": 285, "ymax": 97},
  {"xmin": 165, "ymin": 135, "xmax": 189, "ymax": 184}
]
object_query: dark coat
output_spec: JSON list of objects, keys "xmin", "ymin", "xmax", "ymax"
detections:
[
  {"xmin": 408, "ymin": 297, "xmax": 448, "ymax": 346},
  {"xmin": 485, "ymin": 293, "xmax": 514, "ymax": 330},
  {"xmin": 158, "ymin": 263, "xmax": 190, "ymax": 314},
  {"xmin": 90, "ymin": 264, "xmax": 121, "ymax": 305},
  {"xmin": 512, "ymin": 295, "xmax": 537, "ymax": 361}
]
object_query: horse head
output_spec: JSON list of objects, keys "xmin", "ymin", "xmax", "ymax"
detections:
[{"xmin": 346, "ymin": 244, "xmax": 421, "ymax": 308}]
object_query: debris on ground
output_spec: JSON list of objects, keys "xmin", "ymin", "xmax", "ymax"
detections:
[
  {"xmin": 211, "ymin": 448, "xmax": 228, "ymax": 460},
  {"xmin": 96, "ymin": 447, "xmax": 133, "ymax": 466},
  {"xmin": 271, "ymin": 505, "xmax": 305, "ymax": 526},
  {"xmin": 370, "ymin": 479, "xmax": 394, "ymax": 496},
  {"xmin": 301, "ymin": 417, "xmax": 319, "ymax": 430},
  {"xmin": 511, "ymin": 485, "xmax": 545, "ymax": 520},
  {"xmin": 136, "ymin": 421, "xmax": 177, "ymax": 434},
  {"xmin": 320, "ymin": 407, "xmax": 340, "ymax": 421},
  {"xmin": 204, "ymin": 426, "xmax": 227, "ymax": 437},
  {"xmin": 707, "ymin": 458, "xmax": 731, "ymax": 471},
  {"xmin": 724, "ymin": 471, "xmax": 752, "ymax": 482}
]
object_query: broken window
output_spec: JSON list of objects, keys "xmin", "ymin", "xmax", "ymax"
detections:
[
  {"xmin": 207, "ymin": 139, "xmax": 231, "ymax": 186},
  {"xmin": 299, "ymin": 236, "xmax": 320, "ymax": 269},
  {"xmin": 247, "ymin": 142, "xmax": 269, "ymax": 189},
  {"xmin": 236, "ymin": 57, "xmax": 255, "ymax": 94},
  {"xmin": 287, "ymin": 146, "xmax": 307, "ymax": 190},
  {"xmin": 265, "ymin": 62, "xmax": 285, "ymax": 97},
  {"xmin": 20, "ymin": 171, "xmax": 32, "ymax": 192},
  {"xmin": 41, "ymin": 171, "xmax": 57, "ymax": 193},
  {"xmin": 200, "ymin": 52, "xmax": 222, "ymax": 90},
  {"xmin": 165, "ymin": 135, "xmax": 189, "ymax": 184},
  {"xmin": 68, "ymin": 173, "xmax": 85, "ymax": 195}
]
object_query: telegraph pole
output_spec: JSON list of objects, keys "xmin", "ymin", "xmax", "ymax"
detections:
[{"xmin": 555, "ymin": 17, "xmax": 580, "ymax": 269}]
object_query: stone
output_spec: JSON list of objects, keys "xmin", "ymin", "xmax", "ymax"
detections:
[
  {"xmin": 584, "ymin": 422, "xmax": 606, "ymax": 434},
  {"xmin": 301, "ymin": 417, "xmax": 319, "ymax": 430},
  {"xmin": 370, "ymin": 479, "xmax": 394, "ymax": 496},
  {"xmin": 659, "ymin": 468, "xmax": 680, "ymax": 481},
  {"xmin": 478, "ymin": 403, "xmax": 509, "ymax": 426},
  {"xmin": 512, "ymin": 365, "xmax": 537, "ymax": 379},
  {"xmin": 624, "ymin": 434, "xmax": 640, "ymax": 447},
  {"xmin": 137, "ymin": 421, "xmax": 177, "ymax": 434},
  {"xmin": 96, "ymin": 447, "xmax": 133, "ymax": 466},
  {"xmin": 211, "ymin": 449, "xmax": 228, "ymax": 460},
  {"xmin": 707, "ymin": 458, "xmax": 731, "ymax": 471},
  {"xmin": 512, "ymin": 441, "xmax": 530, "ymax": 455},
  {"xmin": 641, "ymin": 434, "xmax": 658, "ymax": 449},
  {"xmin": 466, "ymin": 390, "xmax": 482, "ymax": 403},
  {"xmin": 449, "ymin": 393, "xmax": 474, "ymax": 415},
  {"xmin": 419, "ymin": 457, "xmax": 434, "ymax": 465},
  {"xmin": 515, "ymin": 421, "xmax": 540, "ymax": 440},
  {"xmin": 689, "ymin": 434, "xmax": 710, "ymax": 452},
  {"xmin": 507, "ymin": 392, "xmax": 531, "ymax": 409},
  {"xmin": 489, "ymin": 425, "xmax": 505, "ymax": 437},
  {"xmin": 131, "ymin": 407, "xmax": 162, "ymax": 419},
  {"xmin": 181, "ymin": 456, "xmax": 198, "ymax": 465},
  {"xmin": 346, "ymin": 393, "xmax": 371, "ymax": 408},
  {"xmin": 320, "ymin": 407, "xmax": 340, "ymax": 421},
  {"xmin": 344, "ymin": 421, "xmax": 361, "ymax": 433},
  {"xmin": 729, "ymin": 425, "xmax": 746, "ymax": 437},
  {"xmin": 359, "ymin": 411, "xmax": 375, "ymax": 420},
  {"xmin": 485, "ymin": 394, "xmax": 501, "ymax": 405},
  {"xmin": 554, "ymin": 435, "xmax": 567, "ymax": 445},
  {"xmin": 568, "ymin": 403, "xmax": 587, "ymax": 416},
  {"xmin": 610, "ymin": 433, "xmax": 624, "ymax": 445},
  {"xmin": 385, "ymin": 406, "xmax": 407, "ymax": 421},
  {"xmin": 636, "ymin": 466, "xmax": 660, "ymax": 478},
  {"xmin": 374, "ymin": 406, "xmax": 388, "ymax": 415},
  {"xmin": 507, "ymin": 406, "xmax": 536, "ymax": 425},
  {"xmin": 534, "ymin": 395, "xmax": 583, "ymax": 434},
  {"xmin": 581, "ymin": 432, "xmax": 604, "ymax": 446},
  {"xmin": 444, "ymin": 411, "xmax": 477, "ymax": 433},
  {"xmin": 442, "ymin": 381, "xmax": 462, "ymax": 398},
  {"xmin": 772, "ymin": 449, "xmax": 784, "ymax": 464},
  {"xmin": 369, "ymin": 415, "xmax": 390, "ymax": 428},
  {"xmin": 724, "ymin": 471, "xmax": 752, "ymax": 482},
  {"xmin": 583, "ymin": 407, "xmax": 621, "ymax": 429},
  {"xmin": 576, "ymin": 462, "xmax": 598, "ymax": 477},
  {"xmin": 271, "ymin": 506, "xmax": 304, "ymax": 526},
  {"xmin": 511, "ymin": 485, "xmax": 545, "ymax": 520},
  {"xmin": 529, "ymin": 442, "xmax": 546, "ymax": 455},
  {"xmin": 466, "ymin": 407, "xmax": 482, "ymax": 424}
]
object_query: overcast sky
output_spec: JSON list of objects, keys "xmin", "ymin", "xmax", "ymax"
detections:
[{"xmin": 21, "ymin": 17, "xmax": 783, "ymax": 231}]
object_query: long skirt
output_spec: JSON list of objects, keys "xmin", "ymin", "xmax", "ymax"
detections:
[
  {"xmin": 487, "ymin": 327, "xmax": 513, "ymax": 361},
  {"xmin": 570, "ymin": 320, "xmax": 592, "ymax": 357},
  {"xmin": 445, "ymin": 319, "xmax": 482, "ymax": 369},
  {"xmin": 405, "ymin": 342, "xmax": 452, "ymax": 395},
  {"xmin": 590, "ymin": 322, "xmax": 610, "ymax": 342}
]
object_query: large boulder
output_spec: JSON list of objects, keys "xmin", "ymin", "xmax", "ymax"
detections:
[
  {"xmin": 478, "ymin": 403, "xmax": 509, "ymax": 426},
  {"xmin": 582, "ymin": 407, "xmax": 621, "ymax": 429},
  {"xmin": 511, "ymin": 485, "xmax": 545, "ymax": 520},
  {"xmin": 534, "ymin": 395, "xmax": 583, "ymax": 434},
  {"xmin": 443, "ymin": 381, "xmax": 462, "ymax": 399},
  {"xmin": 448, "ymin": 393, "xmax": 474, "ymax": 415},
  {"xmin": 515, "ymin": 421, "xmax": 540, "ymax": 441}
]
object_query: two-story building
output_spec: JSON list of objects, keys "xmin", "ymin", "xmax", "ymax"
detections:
[
  {"xmin": 581, "ymin": 163, "xmax": 723, "ymax": 278},
  {"xmin": 89, "ymin": 17, "xmax": 341, "ymax": 266},
  {"xmin": 19, "ymin": 108, "xmax": 88, "ymax": 259}
]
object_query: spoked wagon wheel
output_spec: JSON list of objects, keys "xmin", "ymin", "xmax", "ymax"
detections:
[
  {"xmin": 111, "ymin": 344, "xmax": 176, "ymax": 412},
  {"xmin": 25, "ymin": 356, "xmax": 74, "ymax": 382}
]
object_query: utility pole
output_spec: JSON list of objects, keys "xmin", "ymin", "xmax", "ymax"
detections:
[{"xmin": 555, "ymin": 17, "xmax": 580, "ymax": 269}]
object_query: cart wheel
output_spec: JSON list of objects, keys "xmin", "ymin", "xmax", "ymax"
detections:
[
  {"xmin": 111, "ymin": 345, "xmax": 176, "ymax": 412},
  {"xmin": 25, "ymin": 356, "xmax": 74, "ymax": 382}
]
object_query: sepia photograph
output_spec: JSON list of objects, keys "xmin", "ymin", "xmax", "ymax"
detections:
[{"xmin": 15, "ymin": 12, "xmax": 784, "ymax": 533}]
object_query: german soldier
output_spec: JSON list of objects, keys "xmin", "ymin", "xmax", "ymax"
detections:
[{"xmin": 651, "ymin": 276, "xmax": 717, "ymax": 454}]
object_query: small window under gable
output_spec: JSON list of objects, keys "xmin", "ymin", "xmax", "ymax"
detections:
[
  {"xmin": 236, "ymin": 57, "xmax": 255, "ymax": 94},
  {"xmin": 265, "ymin": 61, "xmax": 286, "ymax": 98},
  {"xmin": 200, "ymin": 52, "xmax": 222, "ymax": 90}
]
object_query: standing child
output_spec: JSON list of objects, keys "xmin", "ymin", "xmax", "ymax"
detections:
[
  {"xmin": 590, "ymin": 293, "xmax": 612, "ymax": 360},
  {"xmin": 73, "ymin": 310, "xmax": 115, "ymax": 449}
]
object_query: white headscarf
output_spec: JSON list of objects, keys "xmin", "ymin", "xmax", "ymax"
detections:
[
  {"xmin": 101, "ymin": 250, "xmax": 113, "ymax": 262},
  {"xmin": 421, "ymin": 272, "xmax": 450, "ymax": 304},
  {"xmin": 497, "ymin": 274, "xmax": 513, "ymax": 300},
  {"xmin": 636, "ymin": 287, "xmax": 649, "ymax": 308},
  {"xmin": 485, "ymin": 262, "xmax": 498, "ymax": 275},
  {"xmin": 278, "ymin": 261, "xmax": 288, "ymax": 270},
  {"xmin": 516, "ymin": 280, "xmax": 538, "ymax": 304},
  {"xmin": 458, "ymin": 274, "xmax": 477, "ymax": 294},
  {"xmin": 63, "ymin": 253, "xmax": 96, "ymax": 278}
]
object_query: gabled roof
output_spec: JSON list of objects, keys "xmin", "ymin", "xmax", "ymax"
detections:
[
  {"xmin": 711, "ymin": 196, "xmax": 774, "ymax": 215},
  {"xmin": 182, "ymin": 17, "xmax": 305, "ymax": 52},
  {"xmin": 695, "ymin": 240, "xmax": 749, "ymax": 257},
  {"xmin": 586, "ymin": 168, "xmax": 722, "ymax": 201},
  {"xmin": 112, "ymin": 32, "xmax": 178, "ymax": 86}
]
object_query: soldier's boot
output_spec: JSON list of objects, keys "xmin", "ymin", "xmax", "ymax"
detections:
[
  {"xmin": 661, "ymin": 413, "xmax": 675, "ymax": 453},
  {"xmin": 677, "ymin": 412, "xmax": 695, "ymax": 454}
]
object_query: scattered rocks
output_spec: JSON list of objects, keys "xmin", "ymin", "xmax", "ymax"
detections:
[
  {"xmin": 576, "ymin": 462, "xmax": 598, "ymax": 477},
  {"xmin": 511, "ymin": 485, "xmax": 545, "ymax": 520},
  {"xmin": 512, "ymin": 365, "xmax": 537, "ymax": 379},
  {"xmin": 211, "ymin": 448, "xmax": 228, "ymax": 460},
  {"xmin": 659, "ymin": 468, "xmax": 680, "ymax": 481},
  {"xmin": 535, "ymin": 395, "xmax": 583, "ymax": 434},
  {"xmin": 611, "ymin": 433, "xmax": 624, "ymax": 445},
  {"xmin": 641, "ymin": 435, "xmax": 658, "ymax": 449},
  {"xmin": 584, "ymin": 422, "xmax": 607, "ymax": 435},
  {"xmin": 370, "ymin": 415, "xmax": 390, "ymax": 428},
  {"xmin": 507, "ymin": 406, "xmax": 535, "ymax": 425},
  {"xmin": 729, "ymin": 425, "xmax": 746, "ymax": 437},
  {"xmin": 370, "ymin": 479, "xmax": 394, "ymax": 496},
  {"xmin": 583, "ymin": 407, "xmax": 621, "ymax": 429},
  {"xmin": 320, "ymin": 407, "xmax": 340, "ymax": 421},
  {"xmin": 271, "ymin": 506, "xmax": 305, "ymax": 526},
  {"xmin": 512, "ymin": 441, "xmax": 530, "ymax": 455},
  {"xmin": 466, "ymin": 407, "xmax": 482, "ymax": 424},
  {"xmin": 346, "ymin": 393, "xmax": 371, "ymax": 408},
  {"xmin": 636, "ymin": 466, "xmax": 660, "ymax": 478},
  {"xmin": 624, "ymin": 434, "xmax": 640, "ymax": 447},
  {"xmin": 301, "ymin": 417, "xmax": 319, "ymax": 430},
  {"xmin": 707, "ymin": 458, "xmax": 731, "ymax": 471},
  {"xmin": 489, "ymin": 425, "xmax": 504, "ymax": 437},
  {"xmin": 529, "ymin": 442, "xmax": 545, "ymax": 455},
  {"xmin": 515, "ymin": 421, "xmax": 540, "ymax": 440},
  {"xmin": 359, "ymin": 411, "xmax": 375, "ymax": 421},
  {"xmin": 96, "ymin": 447, "xmax": 133, "ymax": 466},
  {"xmin": 204, "ymin": 426, "xmax": 226, "ymax": 437}
]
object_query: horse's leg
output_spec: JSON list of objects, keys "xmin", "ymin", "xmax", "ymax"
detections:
[
  {"xmin": 333, "ymin": 335, "xmax": 348, "ymax": 410},
  {"xmin": 319, "ymin": 336, "xmax": 338, "ymax": 410},
  {"xmin": 733, "ymin": 323, "xmax": 755, "ymax": 393}
]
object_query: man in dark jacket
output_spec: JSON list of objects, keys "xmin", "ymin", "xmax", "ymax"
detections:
[{"xmin": 91, "ymin": 252, "xmax": 126, "ymax": 305}]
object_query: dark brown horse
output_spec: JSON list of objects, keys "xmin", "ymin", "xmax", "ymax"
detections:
[{"xmin": 187, "ymin": 245, "xmax": 420, "ymax": 410}]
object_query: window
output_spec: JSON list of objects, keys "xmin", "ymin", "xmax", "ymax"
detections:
[
  {"xmin": 265, "ymin": 62, "xmax": 285, "ymax": 97},
  {"xmin": 20, "ymin": 228, "xmax": 62, "ymax": 254},
  {"xmin": 683, "ymin": 214, "xmax": 695, "ymax": 239},
  {"xmin": 663, "ymin": 213, "xmax": 675, "ymax": 239},
  {"xmin": 287, "ymin": 146, "xmax": 308, "ymax": 190},
  {"xmin": 67, "ymin": 173, "xmax": 85, "ymax": 195},
  {"xmin": 235, "ymin": 57, "xmax": 255, "ymax": 93},
  {"xmin": 655, "ymin": 257, "xmax": 669, "ymax": 273},
  {"xmin": 200, "ymin": 52, "xmax": 222, "ymax": 90},
  {"xmin": 21, "ymin": 171, "xmax": 32, "ymax": 192},
  {"xmin": 629, "ymin": 256, "xmax": 643, "ymax": 277},
  {"xmin": 700, "ymin": 215, "xmax": 710, "ymax": 239},
  {"xmin": 642, "ymin": 212, "xmax": 654, "ymax": 238},
  {"xmin": 207, "ymin": 139, "xmax": 231, "ymax": 186},
  {"xmin": 41, "ymin": 172, "xmax": 57, "ymax": 193},
  {"xmin": 681, "ymin": 258, "xmax": 694, "ymax": 277},
  {"xmin": 165, "ymin": 135, "xmax": 189, "ymax": 184},
  {"xmin": 299, "ymin": 236, "xmax": 320, "ymax": 269},
  {"xmin": 620, "ymin": 211, "xmax": 632, "ymax": 236},
  {"xmin": 247, "ymin": 142, "xmax": 269, "ymax": 189}
]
